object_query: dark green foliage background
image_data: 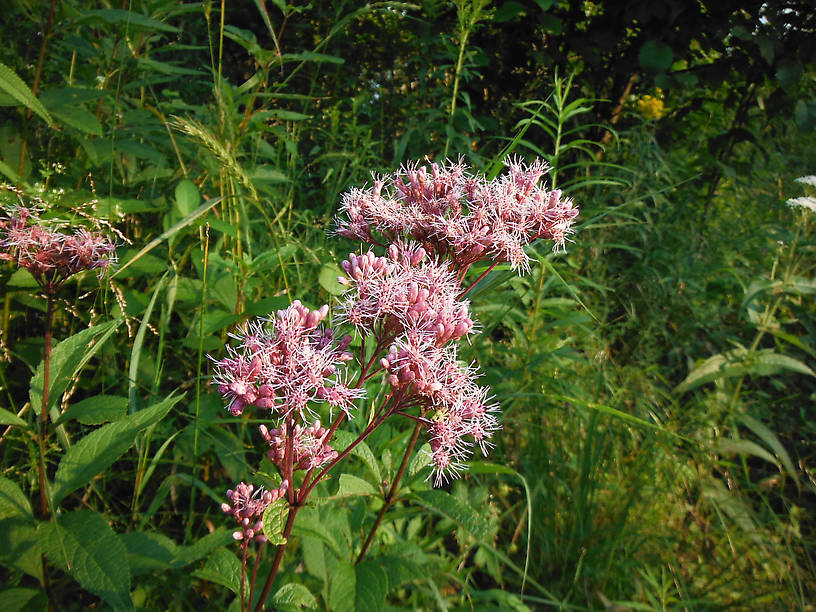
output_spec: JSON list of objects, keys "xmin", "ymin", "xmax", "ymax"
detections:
[{"xmin": 0, "ymin": 1, "xmax": 814, "ymax": 610}]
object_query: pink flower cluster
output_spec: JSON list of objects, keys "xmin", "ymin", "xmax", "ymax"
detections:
[
  {"xmin": 333, "ymin": 240, "xmax": 496, "ymax": 485},
  {"xmin": 213, "ymin": 156, "xmax": 578, "ymax": 516},
  {"xmin": 259, "ymin": 420, "xmax": 338, "ymax": 471},
  {"xmin": 337, "ymin": 241, "xmax": 474, "ymax": 346},
  {"xmin": 335, "ymin": 157, "xmax": 578, "ymax": 271},
  {"xmin": 382, "ymin": 340, "xmax": 499, "ymax": 485},
  {"xmin": 210, "ymin": 301, "xmax": 360, "ymax": 418},
  {"xmin": 0, "ymin": 204, "xmax": 116, "ymax": 291},
  {"xmin": 221, "ymin": 481, "xmax": 289, "ymax": 542}
]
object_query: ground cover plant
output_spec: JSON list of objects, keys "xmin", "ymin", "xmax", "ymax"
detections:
[{"xmin": 0, "ymin": 1, "xmax": 815, "ymax": 610}]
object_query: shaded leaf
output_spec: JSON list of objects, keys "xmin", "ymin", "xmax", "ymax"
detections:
[
  {"xmin": 0, "ymin": 519, "xmax": 42, "ymax": 580},
  {"xmin": 738, "ymin": 414, "xmax": 800, "ymax": 488},
  {"xmin": 639, "ymin": 40, "xmax": 673, "ymax": 73},
  {"xmin": 0, "ymin": 61, "xmax": 53, "ymax": 126},
  {"xmin": 676, "ymin": 348, "xmax": 815, "ymax": 394},
  {"xmin": 0, "ymin": 476, "xmax": 32, "ymax": 521},
  {"xmin": 0, "ymin": 587, "xmax": 41, "ymax": 611},
  {"xmin": 0, "ymin": 407, "xmax": 26, "ymax": 427},
  {"xmin": 38, "ymin": 510, "xmax": 132, "ymax": 611},
  {"xmin": 191, "ymin": 547, "xmax": 244, "ymax": 595}
]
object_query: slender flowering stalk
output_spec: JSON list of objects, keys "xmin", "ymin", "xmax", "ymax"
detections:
[
  {"xmin": 1, "ymin": 188, "xmax": 117, "ymax": 610},
  {"xmin": 210, "ymin": 157, "xmax": 578, "ymax": 611}
]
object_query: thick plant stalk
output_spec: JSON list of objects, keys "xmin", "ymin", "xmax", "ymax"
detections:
[
  {"xmin": 37, "ymin": 293, "xmax": 55, "ymax": 612},
  {"xmin": 37, "ymin": 295, "xmax": 54, "ymax": 518}
]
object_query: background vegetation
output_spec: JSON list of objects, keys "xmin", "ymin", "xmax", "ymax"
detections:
[{"xmin": 1, "ymin": 0, "xmax": 814, "ymax": 609}]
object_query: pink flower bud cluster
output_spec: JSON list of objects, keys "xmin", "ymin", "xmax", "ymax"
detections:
[
  {"xmin": 210, "ymin": 301, "xmax": 359, "ymax": 418},
  {"xmin": 221, "ymin": 481, "xmax": 289, "ymax": 542},
  {"xmin": 337, "ymin": 241, "xmax": 474, "ymax": 346},
  {"xmin": 335, "ymin": 157, "xmax": 578, "ymax": 272},
  {"xmin": 259, "ymin": 420, "xmax": 338, "ymax": 471},
  {"xmin": 381, "ymin": 339, "xmax": 499, "ymax": 486},
  {"xmin": 0, "ymin": 204, "xmax": 116, "ymax": 290}
]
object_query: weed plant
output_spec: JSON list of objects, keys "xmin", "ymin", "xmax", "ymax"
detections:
[{"xmin": 0, "ymin": 2, "xmax": 814, "ymax": 611}]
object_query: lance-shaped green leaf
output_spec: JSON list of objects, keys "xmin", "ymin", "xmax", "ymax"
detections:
[
  {"xmin": 52, "ymin": 393, "xmax": 182, "ymax": 506},
  {"xmin": 0, "ymin": 407, "xmax": 26, "ymax": 428},
  {"xmin": 411, "ymin": 489, "xmax": 494, "ymax": 541},
  {"xmin": 0, "ymin": 61, "xmax": 54, "ymax": 126},
  {"xmin": 0, "ymin": 476, "xmax": 32, "ymax": 521},
  {"xmin": 30, "ymin": 319, "xmax": 122, "ymax": 418},
  {"xmin": 38, "ymin": 510, "xmax": 132, "ymax": 611},
  {"xmin": 675, "ymin": 347, "xmax": 816, "ymax": 394}
]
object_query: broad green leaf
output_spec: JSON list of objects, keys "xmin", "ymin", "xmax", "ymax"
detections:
[
  {"xmin": 52, "ymin": 393, "xmax": 182, "ymax": 506},
  {"xmin": 355, "ymin": 561, "xmax": 388, "ymax": 612},
  {"xmin": 272, "ymin": 583, "xmax": 318, "ymax": 610},
  {"xmin": 124, "ymin": 528, "xmax": 235, "ymax": 577},
  {"xmin": 675, "ymin": 348, "xmax": 816, "ymax": 394},
  {"xmin": 173, "ymin": 528, "xmax": 234, "ymax": 566},
  {"xmin": 48, "ymin": 105, "xmax": 103, "ymax": 135},
  {"xmin": 319, "ymin": 263, "xmax": 346, "ymax": 295},
  {"xmin": 743, "ymin": 276, "xmax": 816, "ymax": 310},
  {"xmin": 261, "ymin": 498, "xmax": 288, "ymax": 545},
  {"xmin": 191, "ymin": 547, "xmax": 244, "ymax": 595},
  {"xmin": 301, "ymin": 536, "xmax": 327, "ymax": 587},
  {"xmin": 638, "ymin": 40, "xmax": 673, "ymax": 73},
  {"xmin": 329, "ymin": 561, "xmax": 356, "ymax": 612},
  {"xmin": 30, "ymin": 320, "xmax": 122, "ymax": 418},
  {"xmin": 38, "ymin": 510, "xmax": 132, "ymax": 611},
  {"xmin": 327, "ymin": 560, "xmax": 386, "ymax": 612},
  {"xmin": 250, "ymin": 165, "xmax": 288, "ymax": 183},
  {"xmin": 0, "ymin": 519, "xmax": 42, "ymax": 580},
  {"xmin": 174, "ymin": 179, "xmax": 200, "ymax": 217},
  {"xmin": 377, "ymin": 555, "xmax": 425, "ymax": 589},
  {"xmin": 0, "ymin": 476, "xmax": 32, "ymax": 520},
  {"xmin": 0, "ymin": 61, "xmax": 53, "ymax": 126},
  {"xmin": 55, "ymin": 395, "xmax": 128, "ymax": 426},
  {"xmin": 0, "ymin": 587, "xmax": 41, "ymax": 611},
  {"xmin": 0, "ymin": 158, "xmax": 21, "ymax": 183},
  {"xmin": 0, "ymin": 407, "xmax": 26, "ymax": 427},
  {"xmin": 120, "ymin": 531, "xmax": 178, "ymax": 577},
  {"xmin": 411, "ymin": 489, "xmax": 494, "ymax": 541},
  {"xmin": 335, "ymin": 473, "xmax": 376, "ymax": 498}
]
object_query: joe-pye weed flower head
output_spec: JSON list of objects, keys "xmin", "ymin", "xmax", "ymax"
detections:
[
  {"xmin": 211, "ymin": 157, "xmax": 578, "ymax": 603},
  {"xmin": 0, "ymin": 187, "xmax": 117, "ymax": 293}
]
